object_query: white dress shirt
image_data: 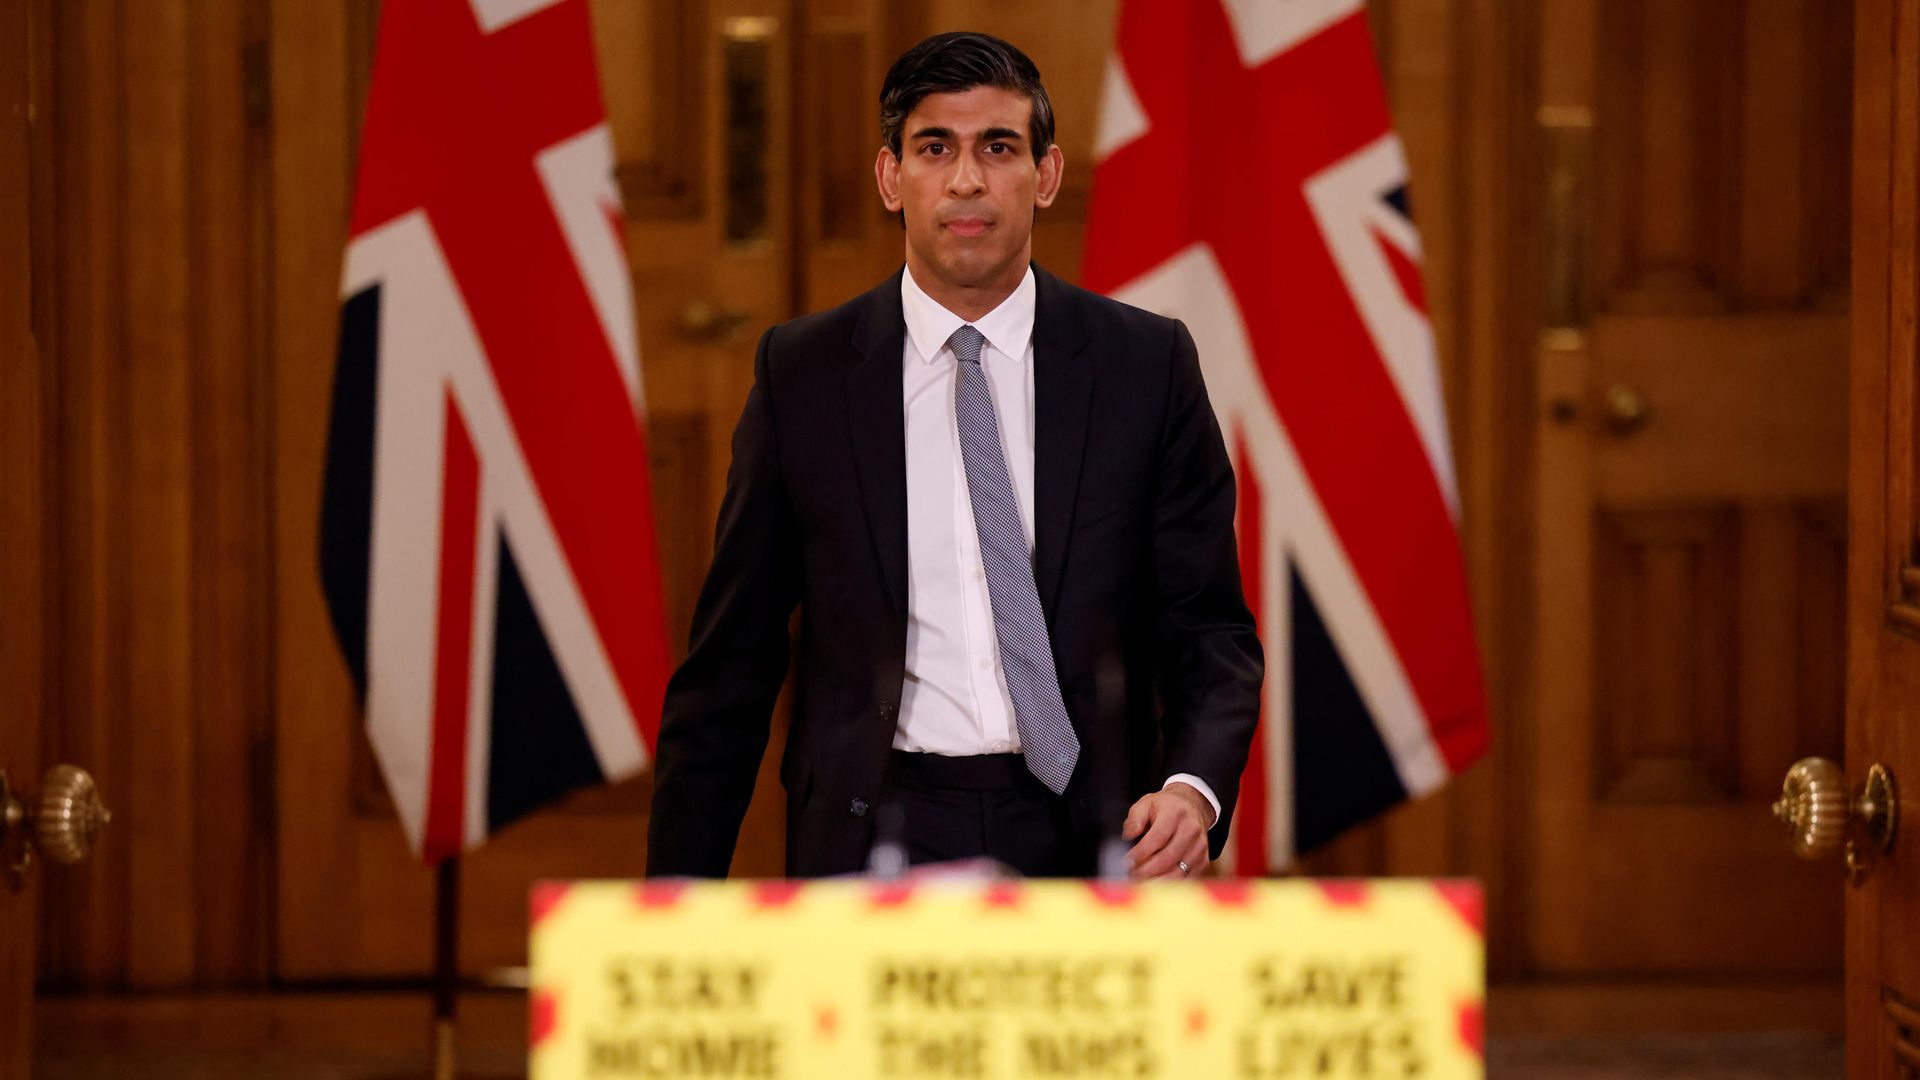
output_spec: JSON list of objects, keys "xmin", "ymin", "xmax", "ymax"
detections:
[{"xmin": 892, "ymin": 265, "xmax": 1220, "ymax": 823}]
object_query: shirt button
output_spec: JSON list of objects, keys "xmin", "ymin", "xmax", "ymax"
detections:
[
  {"xmin": 978, "ymin": 658, "xmax": 991, "ymax": 671},
  {"xmin": 973, "ymin": 569, "xmax": 985, "ymax": 582}
]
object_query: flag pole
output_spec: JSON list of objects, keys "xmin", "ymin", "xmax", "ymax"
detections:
[{"xmin": 432, "ymin": 855, "xmax": 461, "ymax": 1080}]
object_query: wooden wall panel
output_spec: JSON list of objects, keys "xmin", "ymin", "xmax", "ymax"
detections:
[
  {"xmin": 185, "ymin": 0, "xmax": 275, "ymax": 985},
  {"xmin": 1549, "ymin": 459, "xmax": 1846, "ymax": 977},
  {"xmin": 1595, "ymin": 0, "xmax": 1853, "ymax": 312},
  {"xmin": 797, "ymin": 0, "xmax": 932, "ymax": 310},
  {"xmin": 42, "ymin": 0, "xmax": 132, "ymax": 990},
  {"xmin": 269, "ymin": 0, "xmax": 369, "ymax": 980},
  {"xmin": 35, "ymin": 1, "xmax": 275, "ymax": 991},
  {"xmin": 40, "ymin": 0, "xmax": 140, "ymax": 989},
  {"xmin": 1594, "ymin": 0, "xmax": 1736, "ymax": 308},
  {"xmin": 1593, "ymin": 507, "xmax": 1740, "ymax": 802},
  {"xmin": 1737, "ymin": 1, "xmax": 1809, "ymax": 302},
  {"xmin": 1791, "ymin": 505, "xmax": 1848, "ymax": 769},
  {"xmin": 811, "ymin": 26, "xmax": 869, "ymax": 244},
  {"xmin": 120, "ymin": 0, "xmax": 200, "ymax": 989},
  {"xmin": 596, "ymin": 0, "xmax": 707, "ymax": 219}
]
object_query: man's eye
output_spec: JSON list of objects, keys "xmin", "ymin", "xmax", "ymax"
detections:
[
  {"xmin": 922, "ymin": 144, "xmax": 947, "ymax": 156},
  {"xmin": 987, "ymin": 143, "xmax": 1009, "ymax": 154}
]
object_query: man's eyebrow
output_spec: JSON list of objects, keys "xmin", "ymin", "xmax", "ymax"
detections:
[{"xmin": 908, "ymin": 125, "xmax": 1026, "ymax": 143}]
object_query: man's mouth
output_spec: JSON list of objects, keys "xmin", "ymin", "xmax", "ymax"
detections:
[{"xmin": 944, "ymin": 218, "xmax": 991, "ymax": 237}]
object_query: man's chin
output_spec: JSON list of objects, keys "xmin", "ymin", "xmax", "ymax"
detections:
[{"xmin": 928, "ymin": 250, "xmax": 1018, "ymax": 291}]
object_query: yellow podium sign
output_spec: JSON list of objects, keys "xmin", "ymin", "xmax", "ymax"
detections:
[{"xmin": 530, "ymin": 878, "xmax": 1483, "ymax": 1079}]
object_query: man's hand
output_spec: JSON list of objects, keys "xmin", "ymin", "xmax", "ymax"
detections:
[{"xmin": 1121, "ymin": 782, "xmax": 1215, "ymax": 880}]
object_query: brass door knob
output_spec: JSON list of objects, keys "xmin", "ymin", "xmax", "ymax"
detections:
[
  {"xmin": 1, "ymin": 764, "xmax": 111, "ymax": 891},
  {"xmin": 1603, "ymin": 384, "xmax": 1651, "ymax": 435},
  {"xmin": 1773, "ymin": 757, "xmax": 1897, "ymax": 883}
]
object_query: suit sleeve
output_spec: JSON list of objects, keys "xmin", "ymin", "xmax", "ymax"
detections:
[
  {"xmin": 1153, "ymin": 319, "xmax": 1264, "ymax": 860},
  {"xmin": 646, "ymin": 326, "xmax": 801, "ymax": 877}
]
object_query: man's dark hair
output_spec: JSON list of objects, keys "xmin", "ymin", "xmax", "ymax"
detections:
[{"xmin": 879, "ymin": 32, "xmax": 1055, "ymax": 165}]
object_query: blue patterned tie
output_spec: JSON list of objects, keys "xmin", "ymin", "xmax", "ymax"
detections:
[{"xmin": 949, "ymin": 325, "xmax": 1080, "ymax": 794}]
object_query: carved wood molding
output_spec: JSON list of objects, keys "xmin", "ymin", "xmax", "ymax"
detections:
[
  {"xmin": 609, "ymin": 0, "xmax": 707, "ymax": 221},
  {"xmin": 1591, "ymin": 507, "xmax": 1739, "ymax": 804},
  {"xmin": 809, "ymin": 24, "xmax": 869, "ymax": 247},
  {"xmin": 1886, "ymin": 987, "xmax": 1920, "ymax": 1076},
  {"xmin": 1891, "ymin": 565, "xmax": 1920, "ymax": 635},
  {"xmin": 1592, "ymin": 0, "xmax": 1853, "ymax": 314}
]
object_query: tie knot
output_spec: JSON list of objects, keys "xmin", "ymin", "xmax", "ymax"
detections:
[{"xmin": 948, "ymin": 325, "xmax": 986, "ymax": 365}]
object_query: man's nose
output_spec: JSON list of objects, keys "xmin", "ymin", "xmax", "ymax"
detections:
[{"xmin": 948, "ymin": 152, "xmax": 986, "ymax": 196}]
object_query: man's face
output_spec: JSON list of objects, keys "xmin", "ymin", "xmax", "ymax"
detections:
[{"xmin": 875, "ymin": 85, "xmax": 1064, "ymax": 292}]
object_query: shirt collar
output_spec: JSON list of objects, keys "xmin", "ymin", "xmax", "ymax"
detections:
[{"xmin": 900, "ymin": 264, "xmax": 1036, "ymax": 365}]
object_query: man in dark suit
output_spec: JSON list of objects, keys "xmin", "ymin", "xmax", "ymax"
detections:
[{"xmin": 646, "ymin": 31, "xmax": 1262, "ymax": 879}]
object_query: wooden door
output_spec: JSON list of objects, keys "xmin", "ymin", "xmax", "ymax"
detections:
[
  {"xmin": 270, "ymin": 0, "xmax": 916, "ymax": 979},
  {"xmin": 1530, "ymin": 0, "xmax": 1854, "ymax": 974},
  {"xmin": 1846, "ymin": 0, "xmax": 1920, "ymax": 1070},
  {"xmin": 1, "ymin": 0, "xmax": 44, "ymax": 1070}
]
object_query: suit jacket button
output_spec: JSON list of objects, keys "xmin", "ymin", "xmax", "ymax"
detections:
[
  {"xmin": 878, "ymin": 703, "xmax": 895, "ymax": 720},
  {"xmin": 849, "ymin": 798, "xmax": 869, "ymax": 818}
]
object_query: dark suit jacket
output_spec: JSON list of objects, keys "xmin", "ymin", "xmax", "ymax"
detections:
[{"xmin": 646, "ymin": 264, "xmax": 1263, "ymax": 877}]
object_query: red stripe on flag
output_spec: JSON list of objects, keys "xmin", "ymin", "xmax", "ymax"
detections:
[
  {"xmin": 1233, "ymin": 437, "xmax": 1270, "ymax": 876},
  {"xmin": 424, "ymin": 393, "xmax": 480, "ymax": 863}
]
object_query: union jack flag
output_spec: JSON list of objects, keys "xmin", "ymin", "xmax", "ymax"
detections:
[
  {"xmin": 319, "ymin": 0, "xmax": 669, "ymax": 863},
  {"xmin": 1084, "ymin": 0, "xmax": 1488, "ymax": 873}
]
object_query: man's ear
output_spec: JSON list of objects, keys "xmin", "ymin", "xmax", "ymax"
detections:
[
  {"xmin": 875, "ymin": 147, "xmax": 903, "ymax": 212},
  {"xmin": 1033, "ymin": 143, "xmax": 1065, "ymax": 210}
]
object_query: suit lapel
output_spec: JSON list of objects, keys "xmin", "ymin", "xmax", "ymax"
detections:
[
  {"xmin": 846, "ymin": 269, "xmax": 910, "ymax": 617},
  {"xmin": 1031, "ymin": 265, "xmax": 1096, "ymax": 618}
]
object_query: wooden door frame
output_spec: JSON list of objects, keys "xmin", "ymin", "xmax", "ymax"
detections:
[
  {"xmin": 1845, "ymin": 0, "xmax": 1916, "ymax": 1073},
  {"xmin": 1, "ymin": 0, "xmax": 55, "ymax": 1069}
]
